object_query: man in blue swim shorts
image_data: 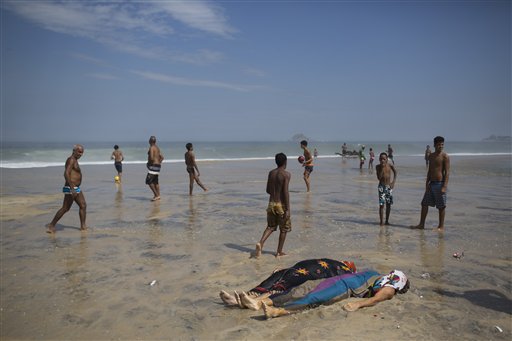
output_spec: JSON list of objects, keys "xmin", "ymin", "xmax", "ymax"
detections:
[
  {"xmin": 47, "ymin": 144, "xmax": 88, "ymax": 233},
  {"xmin": 412, "ymin": 136, "xmax": 450, "ymax": 230}
]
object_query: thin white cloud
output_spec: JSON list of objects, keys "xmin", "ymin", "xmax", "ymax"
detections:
[
  {"xmin": 131, "ymin": 70, "xmax": 253, "ymax": 92},
  {"xmin": 157, "ymin": 1, "xmax": 236, "ymax": 38},
  {"xmin": 4, "ymin": 1, "xmax": 234, "ymax": 63},
  {"xmin": 69, "ymin": 52, "xmax": 111, "ymax": 67},
  {"xmin": 86, "ymin": 73, "xmax": 118, "ymax": 80},
  {"xmin": 243, "ymin": 67, "xmax": 268, "ymax": 78}
]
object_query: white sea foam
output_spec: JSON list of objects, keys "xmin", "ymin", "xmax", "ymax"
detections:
[{"xmin": 1, "ymin": 141, "xmax": 510, "ymax": 169}]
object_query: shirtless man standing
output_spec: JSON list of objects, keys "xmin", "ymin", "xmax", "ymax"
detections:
[
  {"xmin": 376, "ymin": 152, "xmax": 397, "ymax": 226},
  {"xmin": 412, "ymin": 136, "xmax": 450, "ymax": 230},
  {"xmin": 300, "ymin": 140, "xmax": 313, "ymax": 192},
  {"xmin": 46, "ymin": 144, "xmax": 88, "ymax": 233},
  {"xmin": 185, "ymin": 143, "xmax": 208, "ymax": 195},
  {"xmin": 255, "ymin": 153, "xmax": 291, "ymax": 258},
  {"xmin": 146, "ymin": 136, "xmax": 164, "ymax": 201}
]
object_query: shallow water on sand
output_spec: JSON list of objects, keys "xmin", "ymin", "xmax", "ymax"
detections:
[{"xmin": 1, "ymin": 156, "xmax": 510, "ymax": 340}]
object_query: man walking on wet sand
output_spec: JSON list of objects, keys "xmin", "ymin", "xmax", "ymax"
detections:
[
  {"xmin": 46, "ymin": 144, "xmax": 88, "ymax": 233},
  {"xmin": 255, "ymin": 153, "xmax": 291, "ymax": 258},
  {"xmin": 146, "ymin": 136, "xmax": 164, "ymax": 201},
  {"xmin": 412, "ymin": 136, "xmax": 450, "ymax": 230}
]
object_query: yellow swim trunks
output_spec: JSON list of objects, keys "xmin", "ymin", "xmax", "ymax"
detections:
[{"xmin": 266, "ymin": 201, "xmax": 292, "ymax": 232}]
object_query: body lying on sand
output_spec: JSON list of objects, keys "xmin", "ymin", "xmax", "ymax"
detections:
[{"xmin": 220, "ymin": 261, "xmax": 409, "ymax": 319}]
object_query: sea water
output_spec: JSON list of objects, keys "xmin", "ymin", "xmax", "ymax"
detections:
[{"xmin": 1, "ymin": 140, "xmax": 510, "ymax": 169}]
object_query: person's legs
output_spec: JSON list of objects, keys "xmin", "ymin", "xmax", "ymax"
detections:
[
  {"xmin": 75, "ymin": 192, "xmax": 87, "ymax": 230},
  {"xmin": 412, "ymin": 205, "xmax": 428, "ymax": 229},
  {"xmin": 379, "ymin": 205, "xmax": 384, "ymax": 226},
  {"xmin": 47, "ymin": 195, "xmax": 74, "ymax": 233},
  {"xmin": 149, "ymin": 183, "xmax": 158, "ymax": 199},
  {"xmin": 256, "ymin": 226, "xmax": 274, "ymax": 257},
  {"xmin": 385, "ymin": 203, "xmax": 391, "ymax": 225},
  {"xmin": 303, "ymin": 171, "xmax": 310, "ymax": 192},
  {"xmin": 189, "ymin": 173, "xmax": 195, "ymax": 195},
  {"xmin": 437, "ymin": 207, "xmax": 445, "ymax": 230},
  {"xmin": 194, "ymin": 175, "xmax": 208, "ymax": 192},
  {"xmin": 276, "ymin": 230, "xmax": 287, "ymax": 257}
]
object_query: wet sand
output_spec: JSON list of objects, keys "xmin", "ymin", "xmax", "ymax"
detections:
[{"xmin": 1, "ymin": 155, "xmax": 511, "ymax": 340}]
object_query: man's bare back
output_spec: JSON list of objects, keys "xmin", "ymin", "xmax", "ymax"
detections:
[
  {"xmin": 148, "ymin": 145, "xmax": 163, "ymax": 165},
  {"xmin": 112, "ymin": 150, "xmax": 123, "ymax": 162},
  {"xmin": 267, "ymin": 168, "xmax": 290, "ymax": 204}
]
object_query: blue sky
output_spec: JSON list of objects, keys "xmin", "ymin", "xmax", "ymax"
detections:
[{"xmin": 1, "ymin": 1, "xmax": 510, "ymax": 142}]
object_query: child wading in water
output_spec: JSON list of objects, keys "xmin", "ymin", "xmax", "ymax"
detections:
[{"xmin": 376, "ymin": 152, "xmax": 397, "ymax": 226}]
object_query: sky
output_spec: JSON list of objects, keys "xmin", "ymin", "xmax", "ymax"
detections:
[{"xmin": 1, "ymin": 0, "xmax": 510, "ymax": 142}]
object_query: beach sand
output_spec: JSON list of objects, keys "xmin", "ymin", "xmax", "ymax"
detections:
[{"xmin": 1, "ymin": 155, "xmax": 511, "ymax": 340}]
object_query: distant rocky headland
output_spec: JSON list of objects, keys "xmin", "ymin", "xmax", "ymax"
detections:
[
  {"xmin": 290, "ymin": 133, "xmax": 310, "ymax": 142},
  {"xmin": 482, "ymin": 135, "xmax": 511, "ymax": 142}
]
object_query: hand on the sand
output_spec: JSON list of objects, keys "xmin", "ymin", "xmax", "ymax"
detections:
[{"xmin": 343, "ymin": 302, "xmax": 359, "ymax": 312}]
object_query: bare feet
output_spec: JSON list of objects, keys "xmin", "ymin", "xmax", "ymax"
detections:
[
  {"xmin": 275, "ymin": 252, "xmax": 287, "ymax": 257},
  {"xmin": 46, "ymin": 224, "xmax": 56, "ymax": 234},
  {"xmin": 219, "ymin": 290, "xmax": 237, "ymax": 306},
  {"xmin": 410, "ymin": 224, "xmax": 424, "ymax": 229},
  {"xmin": 240, "ymin": 292, "xmax": 262, "ymax": 311},
  {"xmin": 255, "ymin": 243, "xmax": 262, "ymax": 258},
  {"xmin": 151, "ymin": 196, "xmax": 161, "ymax": 201},
  {"xmin": 262, "ymin": 302, "xmax": 288, "ymax": 319},
  {"xmin": 234, "ymin": 291, "xmax": 244, "ymax": 308},
  {"xmin": 80, "ymin": 226, "xmax": 88, "ymax": 231}
]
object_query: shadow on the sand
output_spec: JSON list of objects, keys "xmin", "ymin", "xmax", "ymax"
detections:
[
  {"xmin": 224, "ymin": 243, "xmax": 274, "ymax": 257},
  {"xmin": 46, "ymin": 224, "xmax": 83, "ymax": 233},
  {"xmin": 249, "ymin": 315, "xmax": 267, "ymax": 321},
  {"xmin": 434, "ymin": 288, "xmax": 512, "ymax": 314}
]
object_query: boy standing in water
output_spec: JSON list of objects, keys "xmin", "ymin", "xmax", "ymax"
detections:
[
  {"xmin": 368, "ymin": 148, "xmax": 375, "ymax": 172},
  {"xmin": 412, "ymin": 136, "xmax": 450, "ymax": 230},
  {"xmin": 376, "ymin": 152, "xmax": 397, "ymax": 226},
  {"xmin": 255, "ymin": 153, "xmax": 291, "ymax": 258}
]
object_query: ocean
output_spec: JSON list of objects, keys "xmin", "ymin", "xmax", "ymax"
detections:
[
  {"xmin": 1, "ymin": 140, "xmax": 510, "ymax": 169},
  {"xmin": 1, "ymin": 141, "xmax": 511, "ymax": 339}
]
